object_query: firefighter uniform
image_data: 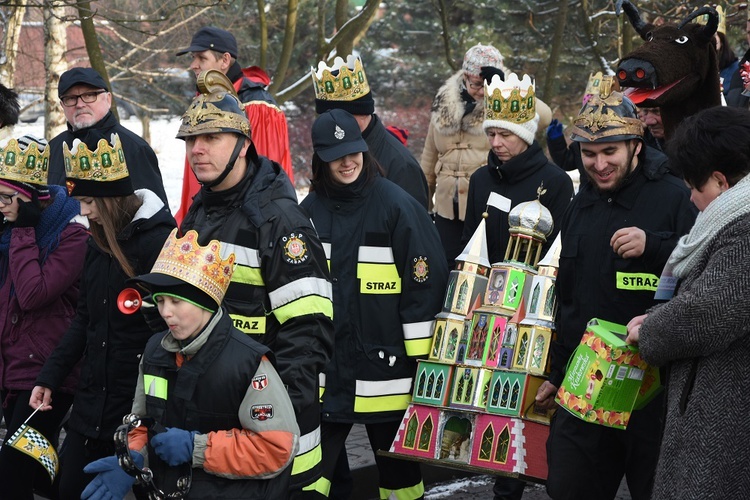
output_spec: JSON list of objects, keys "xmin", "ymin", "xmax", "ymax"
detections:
[
  {"xmin": 547, "ymin": 153, "xmax": 697, "ymax": 499},
  {"xmin": 302, "ymin": 176, "xmax": 449, "ymax": 499}
]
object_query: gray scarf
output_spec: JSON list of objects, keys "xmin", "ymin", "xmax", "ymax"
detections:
[{"xmin": 669, "ymin": 174, "xmax": 750, "ymax": 278}]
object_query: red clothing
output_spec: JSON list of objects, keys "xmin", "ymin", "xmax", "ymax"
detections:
[{"xmin": 175, "ymin": 67, "xmax": 293, "ymax": 224}]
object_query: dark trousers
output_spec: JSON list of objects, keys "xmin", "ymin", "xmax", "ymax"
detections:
[
  {"xmin": 320, "ymin": 421, "xmax": 424, "ymax": 499},
  {"xmin": 545, "ymin": 394, "xmax": 663, "ymax": 500},
  {"xmin": 493, "ymin": 476, "xmax": 526, "ymax": 500},
  {"xmin": 434, "ymin": 214, "xmax": 465, "ymax": 269},
  {"xmin": 0, "ymin": 389, "xmax": 73, "ymax": 500},
  {"xmin": 54, "ymin": 428, "xmax": 116, "ymax": 500}
]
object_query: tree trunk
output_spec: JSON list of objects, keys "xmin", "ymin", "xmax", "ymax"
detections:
[
  {"xmin": 268, "ymin": 0, "xmax": 299, "ymax": 95},
  {"xmin": 76, "ymin": 0, "xmax": 119, "ymax": 120},
  {"xmin": 0, "ymin": 6, "xmax": 25, "ymax": 87},
  {"xmin": 542, "ymin": 0, "xmax": 569, "ymax": 101},
  {"xmin": 44, "ymin": 1, "xmax": 68, "ymax": 138},
  {"xmin": 256, "ymin": 0, "xmax": 268, "ymax": 70},
  {"xmin": 434, "ymin": 0, "xmax": 457, "ymax": 71}
]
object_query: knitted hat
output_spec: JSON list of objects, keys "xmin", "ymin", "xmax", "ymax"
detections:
[
  {"xmin": 63, "ymin": 132, "xmax": 134, "ymax": 197},
  {"xmin": 0, "ymin": 135, "xmax": 51, "ymax": 200},
  {"xmin": 463, "ymin": 44, "xmax": 504, "ymax": 77},
  {"xmin": 312, "ymin": 55, "xmax": 375, "ymax": 115},
  {"xmin": 483, "ymin": 73, "xmax": 540, "ymax": 145}
]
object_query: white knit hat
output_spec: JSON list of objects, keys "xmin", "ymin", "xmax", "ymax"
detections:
[
  {"xmin": 482, "ymin": 73, "xmax": 539, "ymax": 145},
  {"xmin": 462, "ymin": 44, "xmax": 504, "ymax": 77}
]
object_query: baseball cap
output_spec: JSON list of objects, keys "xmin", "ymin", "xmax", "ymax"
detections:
[
  {"xmin": 176, "ymin": 27, "xmax": 238, "ymax": 59},
  {"xmin": 312, "ymin": 109, "xmax": 368, "ymax": 162},
  {"xmin": 58, "ymin": 68, "xmax": 109, "ymax": 97}
]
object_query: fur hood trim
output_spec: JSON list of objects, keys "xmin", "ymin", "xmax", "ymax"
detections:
[{"xmin": 430, "ymin": 70, "xmax": 485, "ymax": 137}]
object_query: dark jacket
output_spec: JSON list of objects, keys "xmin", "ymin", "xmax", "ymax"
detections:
[
  {"xmin": 180, "ymin": 155, "xmax": 334, "ymax": 488},
  {"xmin": 48, "ymin": 112, "xmax": 168, "ymax": 204},
  {"xmin": 550, "ymin": 155, "xmax": 697, "ymax": 388},
  {"xmin": 137, "ymin": 311, "xmax": 295, "ymax": 499},
  {"xmin": 363, "ymin": 114, "xmax": 430, "ymax": 210},
  {"xmin": 462, "ymin": 142, "xmax": 574, "ymax": 264},
  {"xmin": 0, "ymin": 218, "xmax": 88, "ymax": 393},
  {"xmin": 301, "ymin": 176, "xmax": 448, "ymax": 423},
  {"xmin": 35, "ymin": 191, "xmax": 175, "ymax": 439}
]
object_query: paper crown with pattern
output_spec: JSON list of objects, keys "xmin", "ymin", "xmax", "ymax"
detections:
[
  {"xmin": 311, "ymin": 55, "xmax": 371, "ymax": 103},
  {"xmin": 0, "ymin": 138, "xmax": 49, "ymax": 186},
  {"xmin": 584, "ymin": 72, "xmax": 620, "ymax": 98},
  {"xmin": 484, "ymin": 73, "xmax": 536, "ymax": 125},
  {"xmin": 149, "ymin": 229, "xmax": 236, "ymax": 307},
  {"xmin": 63, "ymin": 133, "xmax": 132, "ymax": 197}
]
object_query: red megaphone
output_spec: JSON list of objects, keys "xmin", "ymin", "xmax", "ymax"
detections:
[{"xmin": 117, "ymin": 288, "xmax": 142, "ymax": 314}]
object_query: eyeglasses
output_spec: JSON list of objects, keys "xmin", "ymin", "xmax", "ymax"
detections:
[
  {"xmin": 465, "ymin": 78, "xmax": 484, "ymax": 91},
  {"xmin": 0, "ymin": 191, "xmax": 18, "ymax": 205},
  {"xmin": 60, "ymin": 90, "xmax": 107, "ymax": 107}
]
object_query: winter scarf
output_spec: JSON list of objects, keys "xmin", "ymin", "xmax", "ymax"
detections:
[
  {"xmin": 0, "ymin": 185, "xmax": 81, "ymax": 285},
  {"xmin": 669, "ymin": 174, "xmax": 750, "ymax": 278}
]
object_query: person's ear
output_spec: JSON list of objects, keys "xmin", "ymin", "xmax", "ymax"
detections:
[{"xmin": 712, "ymin": 171, "xmax": 729, "ymax": 192}]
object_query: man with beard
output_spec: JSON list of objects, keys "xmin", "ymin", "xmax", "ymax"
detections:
[
  {"xmin": 47, "ymin": 68, "xmax": 167, "ymax": 204},
  {"xmin": 535, "ymin": 87, "xmax": 697, "ymax": 500}
]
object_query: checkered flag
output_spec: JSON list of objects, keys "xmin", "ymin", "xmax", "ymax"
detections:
[{"xmin": 7, "ymin": 423, "xmax": 59, "ymax": 482}]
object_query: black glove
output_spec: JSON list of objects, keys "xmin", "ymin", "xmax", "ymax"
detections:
[
  {"xmin": 15, "ymin": 192, "xmax": 42, "ymax": 228},
  {"xmin": 480, "ymin": 66, "xmax": 505, "ymax": 84}
]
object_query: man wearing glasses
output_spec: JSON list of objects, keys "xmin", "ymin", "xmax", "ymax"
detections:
[{"xmin": 47, "ymin": 67, "xmax": 167, "ymax": 204}]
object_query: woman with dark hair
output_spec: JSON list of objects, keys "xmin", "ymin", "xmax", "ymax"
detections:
[
  {"xmin": 625, "ymin": 105, "xmax": 750, "ymax": 498},
  {"xmin": 301, "ymin": 109, "xmax": 448, "ymax": 499},
  {"xmin": 29, "ymin": 132, "xmax": 176, "ymax": 500},
  {"xmin": 716, "ymin": 31, "xmax": 739, "ymax": 98},
  {"xmin": 0, "ymin": 135, "xmax": 87, "ymax": 499}
]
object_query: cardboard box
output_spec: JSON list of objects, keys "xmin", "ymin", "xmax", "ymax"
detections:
[
  {"xmin": 485, "ymin": 370, "xmax": 555, "ymax": 424},
  {"xmin": 412, "ymin": 360, "xmax": 454, "ymax": 406},
  {"xmin": 556, "ymin": 318, "xmax": 660, "ymax": 430},
  {"xmin": 470, "ymin": 414, "xmax": 549, "ymax": 480}
]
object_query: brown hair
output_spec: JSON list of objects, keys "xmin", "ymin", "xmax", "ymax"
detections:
[{"xmin": 89, "ymin": 194, "xmax": 143, "ymax": 278}]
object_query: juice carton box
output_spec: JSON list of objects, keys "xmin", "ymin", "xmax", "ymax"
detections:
[{"xmin": 556, "ymin": 318, "xmax": 661, "ymax": 429}]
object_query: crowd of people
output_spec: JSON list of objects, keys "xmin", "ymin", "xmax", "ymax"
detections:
[{"xmin": 0, "ymin": 13, "xmax": 749, "ymax": 500}]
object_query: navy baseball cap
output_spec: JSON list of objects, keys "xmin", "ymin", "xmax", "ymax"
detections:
[
  {"xmin": 58, "ymin": 68, "xmax": 109, "ymax": 97},
  {"xmin": 312, "ymin": 109, "xmax": 368, "ymax": 162},
  {"xmin": 176, "ymin": 27, "xmax": 238, "ymax": 59}
]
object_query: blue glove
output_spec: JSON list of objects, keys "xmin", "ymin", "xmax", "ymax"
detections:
[
  {"xmin": 547, "ymin": 119, "xmax": 563, "ymax": 141},
  {"xmin": 81, "ymin": 453, "xmax": 143, "ymax": 500},
  {"xmin": 150, "ymin": 427, "xmax": 198, "ymax": 466}
]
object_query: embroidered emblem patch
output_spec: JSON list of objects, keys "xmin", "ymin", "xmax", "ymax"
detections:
[
  {"xmin": 282, "ymin": 232, "xmax": 309, "ymax": 265},
  {"xmin": 65, "ymin": 180, "xmax": 76, "ymax": 196},
  {"xmin": 413, "ymin": 256, "xmax": 429, "ymax": 283},
  {"xmin": 334, "ymin": 125, "xmax": 345, "ymax": 140},
  {"xmin": 252, "ymin": 374, "xmax": 268, "ymax": 391},
  {"xmin": 251, "ymin": 404, "xmax": 274, "ymax": 421}
]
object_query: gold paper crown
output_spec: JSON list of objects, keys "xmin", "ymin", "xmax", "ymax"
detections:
[
  {"xmin": 0, "ymin": 138, "xmax": 49, "ymax": 186},
  {"xmin": 697, "ymin": 4, "xmax": 725, "ymax": 34},
  {"xmin": 63, "ymin": 133, "xmax": 129, "ymax": 183},
  {"xmin": 150, "ymin": 229, "xmax": 236, "ymax": 307},
  {"xmin": 311, "ymin": 55, "xmax": 371, "ymax": 102},
  {"xmin": 584, "ymin": 72, "xmax": 619, "ymax": 97},
  {"xmin": 484, "ymin": 73, "xmax": 536, "ymax": 125}
]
